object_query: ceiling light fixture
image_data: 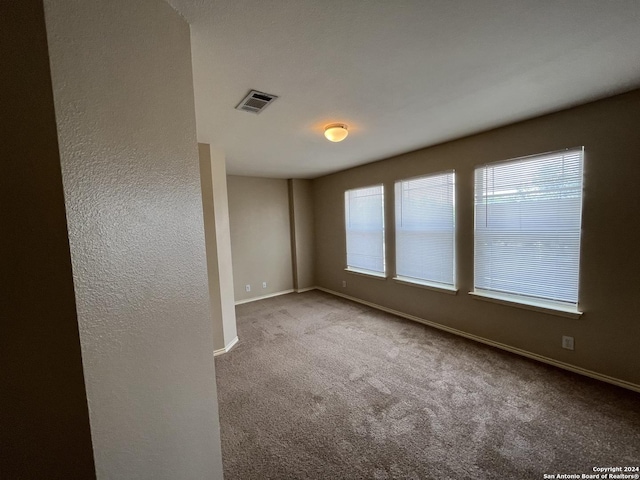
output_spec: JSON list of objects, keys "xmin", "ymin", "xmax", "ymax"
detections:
[{"xmin": 324, "ymin": 123, "xmax": 349, "ymax": 142}]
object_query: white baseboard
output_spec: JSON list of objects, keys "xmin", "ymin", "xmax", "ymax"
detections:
[
  {"xmin": 213, "ymin": 336, "xmax": 239, "ymax": 357},
  {"xmin": 295, "ymin": 286, "xmax": 317, "ymax": 293},
  {"xmin": 235, "ymin": 289, "xmax": 294, "ymax": 305},
  {"xmin": 316, "ymin": 287, "xmax": 640, "ymax": 393}
]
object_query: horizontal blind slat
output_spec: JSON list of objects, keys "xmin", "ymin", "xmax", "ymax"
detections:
[
  {"xmin": 345, "ymin": 185, "xmax": 385, "ymax": 274},
  {"xmin": 474, "ymin": 148, "xmax": 584, "ymax": 307},
  {"xmin": 396, "ymin": 171, "xmax": 455, "ymax": 286}
]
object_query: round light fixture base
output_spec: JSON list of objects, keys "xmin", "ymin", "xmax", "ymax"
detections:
[{"xmin": 324, "ymin": 123, "xmax": 349, "ymax": 142}]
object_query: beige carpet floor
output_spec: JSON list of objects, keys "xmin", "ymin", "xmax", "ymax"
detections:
[{"xmin": 214, "ymin": 290, "xmax": 640, "ymax": 479}]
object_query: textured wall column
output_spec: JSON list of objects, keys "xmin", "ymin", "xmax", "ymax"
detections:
[
  {"xmin": 43, "ymin": 0, "xmax": 224, "ymax": 478},
  {"xmin": 1, "ymin": 1, "xmax": 96, "ymax": 476},
  {"xmin": 199, "ymin": 143, "xmax": 238, "ymax": 352}
]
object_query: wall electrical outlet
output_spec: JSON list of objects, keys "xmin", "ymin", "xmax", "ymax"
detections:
[
  {"xmin": 562, "ymin": 336, "xmax": 574, "ymax": 350},
  {"xmin": 262, "ymin": 282, "xmax": 267, "ymax": 289},
  {"xmin": 245, "ymin": 284, "xmax": 251, "ymax": 292},
  {"xmin": 342, "ymin": 280, "xmax": 347, "ymax": 287}
]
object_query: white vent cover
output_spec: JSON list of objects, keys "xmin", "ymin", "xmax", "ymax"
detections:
[{"xmin": 235, "ymin": 90, "xmax": 278, "ymax": 114}]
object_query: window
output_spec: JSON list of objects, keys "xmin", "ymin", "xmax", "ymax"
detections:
[
  {"xmin": 345, "ymin": 185, "xmax": 385, "ymax": 276},
  {"xmin": 474, "ymin": 148, "xmax": 584, "ymax": 311},
  {"xmin": 395, "ymin": 171, "xmax": 455, "ymax": 289}
]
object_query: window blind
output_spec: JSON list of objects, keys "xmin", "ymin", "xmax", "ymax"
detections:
[
  {"xmin": 474, "ymin": 148, "xmax": 584, "ymax": 308},
  {"xmin": 345, "ymin": 185, "xmax": 385, "ymax": 275},
  {"xmin": 395, "ymin": 171, "xmax": 455, "ymax": 287}
]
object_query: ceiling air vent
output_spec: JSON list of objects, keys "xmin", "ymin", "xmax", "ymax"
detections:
[{"xmin": 235, "ymin": 90, "xmax": 278, "ymax": 114}]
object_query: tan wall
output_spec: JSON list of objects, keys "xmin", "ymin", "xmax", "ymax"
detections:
[
  {"xmin": 289, "ymin": 179, "xmax": 316, "ymax": 291},
  {"xmin": 0, "ymin": 1, "xmax": 96, "ymax": 477},
  {"xmin": 44, "ymin": 0, "xmax": 223, "ymax": 478},
  {"xmin": 228, "ymin": 176, "xmax": 294, "ymax": 301},
  {"xmin": 313, "ymin": 89, "xmax": 640, "ymax": 387}
]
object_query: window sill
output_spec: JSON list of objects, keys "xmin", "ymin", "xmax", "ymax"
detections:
[
  {"xmin": 468, "ymin": 291, "xmax": 583, "ymax": 319},
  {"xmin": 344, "ymin": 267, "xmax": 387, "ymax": 280},
  {"xmin": 393, "ymin": 276, "xmax": 457, "ymax": 295}
]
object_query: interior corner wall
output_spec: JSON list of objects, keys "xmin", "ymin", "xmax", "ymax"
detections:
[
  {"xmin": 312, "ymin": 89, "xmax": 640, "ymax": 388},
  {"xmin": 228, "ymin": 176, "xmax": 294, "ymax": 302},
  {"xmin": 289, "ymin": 179, "xmax": 316, "ymax": 291},
  {"xmin": 0, "ymin": 1, "xmax": 96, "ymax": 477},
  {"xmin": 43, "ymin": 1, "xmax": 223, "ymax": 478},
  {"xmin": 199, "ymin": 143, "xmax": 237, "ymax": 350}
]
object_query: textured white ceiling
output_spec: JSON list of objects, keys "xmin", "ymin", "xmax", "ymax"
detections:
[{"xmin": 167, "ymin": 0, "xmax": 640, "ymax": 179}]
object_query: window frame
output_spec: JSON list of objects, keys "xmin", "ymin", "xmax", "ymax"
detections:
[
  {"xmin": 344, "ymin": 184, "xmax": 386, "ymax": 278},
  {"xmin": 471, "ymin": 147, "xmax": 584, "ymax": 317},
  {"xmin": 393, "ymin": 170, "xmax": 457, "ymax": 294}
]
